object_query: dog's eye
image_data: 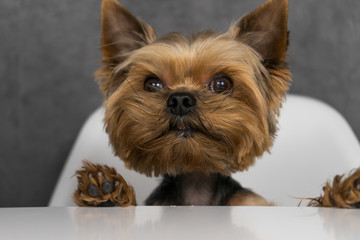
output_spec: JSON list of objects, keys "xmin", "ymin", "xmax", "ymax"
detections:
[
  {"xmin": 144, "ymin": 76, "xmax": 164, "ymax": 92},
  {"xmin": 209, "ymin": 74, "xmax": 233, "ymax": 93}
]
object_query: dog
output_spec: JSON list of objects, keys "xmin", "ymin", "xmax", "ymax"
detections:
[{"xmin": 73, "ymin": 0, "xmax": 360, "ymax": 208}]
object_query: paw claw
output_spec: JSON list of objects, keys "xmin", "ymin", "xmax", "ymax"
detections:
[{"xmin": 73, "ymin": 161, "xmax": 137, "ymax": 207}]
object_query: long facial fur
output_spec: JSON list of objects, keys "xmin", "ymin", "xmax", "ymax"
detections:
[{"xmin": 97, "ymin": 0, "xmax": 291, "ymax": 177}]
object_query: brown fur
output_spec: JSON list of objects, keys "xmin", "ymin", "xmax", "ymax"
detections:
[
  {"xmin": 73, "ymin": 161, "xmax": 136, "ymax": 206},
  {"xmin": 73, "ymin": 0, "xmax": 360, "ymax": 208},
  {"xmin": 97, "ymin": 0, "xmax": 291, "ymax": 178},
  {"xmin": 73, "ymin": 0, "xmax": 291, "ymax": 207},
  {"xmin": 70, "ymin": 0, "xmax": 360, "ymax": 209},
  {"xmin": 226, "ymin": 191, "xmax": 271, "ymax": 206},
  {"xmin": 308, "ymin": 169, "xmax": 360, "ymax": 208}
]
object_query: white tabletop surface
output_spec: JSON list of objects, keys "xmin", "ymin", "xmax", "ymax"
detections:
[{"xmin": 0, "ymin": 206, "xmax": 359, "ymax": 240}]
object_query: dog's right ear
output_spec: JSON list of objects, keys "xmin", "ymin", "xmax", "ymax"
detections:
[
  {"xmin": 97, "ymin": 0, "xmax": 157, "ymax": 95},
  {"xmin": 101, "ymin": 0, "xmax": 157, "ymax": 65}
]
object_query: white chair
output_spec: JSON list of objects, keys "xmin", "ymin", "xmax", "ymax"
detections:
[{"xmin": 49, "ymin": 94, "xmax": 360, "ymax": 206}]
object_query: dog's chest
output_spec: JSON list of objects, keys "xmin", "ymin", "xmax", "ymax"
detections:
[{"xmin": 180, "ymin": 173, "xmax": 217, "ymax": 205}]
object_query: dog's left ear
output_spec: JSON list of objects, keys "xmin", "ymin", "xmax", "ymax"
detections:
[
  {"xmin": 229, "ymin": 0, "xmax": 291, "ymax": 144},
  {"xmin": 229, "ymin": 0, "xmax": 288, "ymax": 65}
]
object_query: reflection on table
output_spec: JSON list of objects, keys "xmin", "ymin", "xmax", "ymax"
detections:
[{"xmin": 1, "ymin": 206, "xmax": 359, "ymax": 240}]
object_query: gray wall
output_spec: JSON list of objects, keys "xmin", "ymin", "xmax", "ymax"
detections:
[{"xmin": 1, "ymin": 0, "xmax": 359, "ymax": 207}]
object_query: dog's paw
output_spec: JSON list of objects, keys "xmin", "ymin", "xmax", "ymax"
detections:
[
  {"xmin": 309, "ymin": 168, "xmax": 360, "ymax": 208},
  {"xmin": 73, "ymin": 161, "xmax": 136, "ymax": 207}
]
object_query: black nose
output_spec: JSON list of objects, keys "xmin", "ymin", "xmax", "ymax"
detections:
[{"xmin": 167, "ymin": 92, "xmax": 196, "ymax": 116}]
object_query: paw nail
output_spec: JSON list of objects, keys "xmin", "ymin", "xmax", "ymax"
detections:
[
  {"xmin": 88, "ymin": 183, "xmax": 101, "ymax": 197},
  {"xmin": 102, "ymin": 181, "xmax": 114, "ymax": 194}
]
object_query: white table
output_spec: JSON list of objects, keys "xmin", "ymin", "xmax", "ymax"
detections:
[{"xmin": 1, "ymin": 206, "xmax": 359, "ymax": 240}]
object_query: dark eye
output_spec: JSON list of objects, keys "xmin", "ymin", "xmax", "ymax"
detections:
[
  {"xmin": 209, "ymin": 74, "xmax": 233, "ymax": 93},
  {"xmin": 144, "ymin": 76, "xmax": 164, "ymax": 92}
]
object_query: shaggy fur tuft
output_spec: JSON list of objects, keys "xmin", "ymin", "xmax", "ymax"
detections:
[
  {"xmin": 74, "ymin": 0, "xmax": 293, "ymax": 207},
  {"xmin": 97, "ymin": 0, "xmax": 291, "ymax": 177},
  {"xmin": 73, "ymin": 0, "xmax": 360, "ymax": 208}
]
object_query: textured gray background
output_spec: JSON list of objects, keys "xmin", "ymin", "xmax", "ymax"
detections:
[{"xmin": 1, "ymin": 0, "xmax": 359, "ymax": 207}]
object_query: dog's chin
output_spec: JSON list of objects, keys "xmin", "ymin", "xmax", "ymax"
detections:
[{"xmin": 168, "ymin": 122, "xmax": 216, "ymax": 140}]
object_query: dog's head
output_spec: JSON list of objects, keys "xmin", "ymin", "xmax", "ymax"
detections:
[{"xmin": 96, "ymin": 0, "xmax": 291, "ymax": 176}]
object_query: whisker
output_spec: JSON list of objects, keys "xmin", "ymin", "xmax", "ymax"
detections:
[
  {"xmin": 124, "ymin": 77, "xmax": 138, "ymax": 95},
  {"xmin": 120, "ymin": 106, "xmax": 139, "ymax": 123},
  {"xmin": 210, "ymin": 93, "xmax": 232, "ymax": 113}
]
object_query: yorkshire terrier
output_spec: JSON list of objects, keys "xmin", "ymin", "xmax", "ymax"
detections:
[{"xmin": 73, "ymin": 0, "xmax": 360, "ymax": 208}]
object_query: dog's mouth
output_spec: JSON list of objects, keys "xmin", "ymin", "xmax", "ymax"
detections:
[
  {"xmin": 170, "ymin": 123, "xmax": 195, "ymax": 138},
  {"xmin": 148, "ymin": 117, "xmax": 223, "ymax": 145}
]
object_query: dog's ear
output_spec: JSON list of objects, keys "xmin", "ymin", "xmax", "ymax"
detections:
[
  {"xmin": 229, "ymin": 0, "xmax": 291, "ymax": 142},
  {"xmin": 101, "ymin": 0, "xmax": 157, "ymax": 65},
  {"xmin": 229, "ymin": 0, "xmax": 288, "ymax": 65}
]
